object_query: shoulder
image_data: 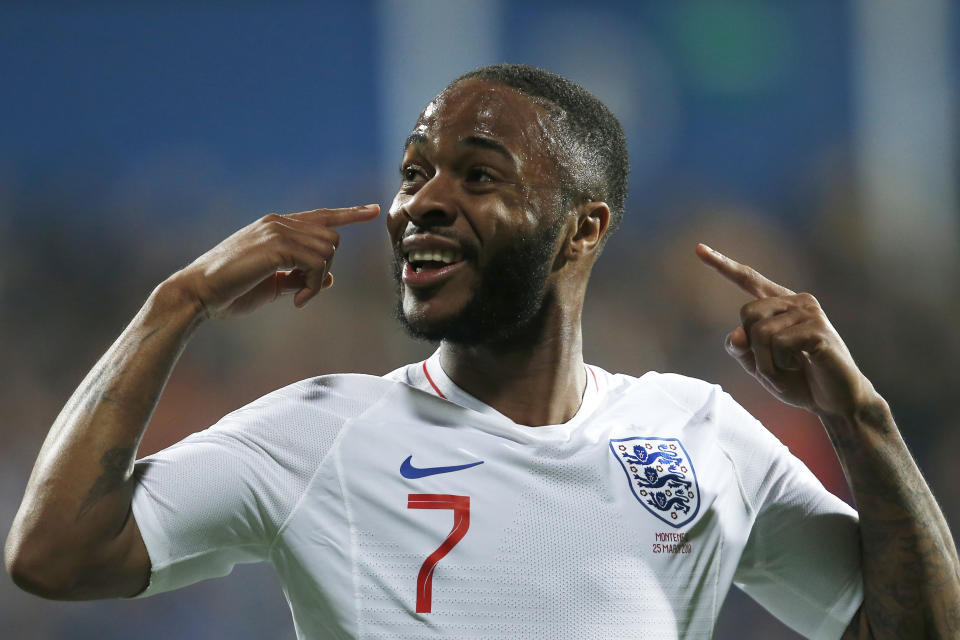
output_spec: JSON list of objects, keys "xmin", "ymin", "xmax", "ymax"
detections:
[
  {"xmin": 602, "ymin": 369, "xmax": 782, "ymax": 461},
  {"xmin": 207, "ymin": 373, "xmax": 406, "ymax": 448},
  {"xmin": 608, "ymin": 370, "xmax": 758, "ymax": 423},
  {"xmin": 638, "ymin": 371, "xmax": 719, "ymax": 412},
  {"xmin": 601, "ymin": 368, "xmax": 721, "ymax": 416},
  {"xmin": 229, "ymin": 372, "xmax": 403, "ymax": 420}
]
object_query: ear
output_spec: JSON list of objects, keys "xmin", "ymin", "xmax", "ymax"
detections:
[{"xmin": 563, "ymin": 201, "xmax": 610, "ymax": 261}]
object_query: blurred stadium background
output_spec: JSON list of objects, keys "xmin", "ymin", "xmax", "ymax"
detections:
[{"xmin": 1, "ymin": 1, "xmax": 958, "ymax": 638}]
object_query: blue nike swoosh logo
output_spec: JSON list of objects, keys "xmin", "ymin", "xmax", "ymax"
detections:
[{"xmin": 400, "ymin": 455, "xmax": 484, "ymax": 479}]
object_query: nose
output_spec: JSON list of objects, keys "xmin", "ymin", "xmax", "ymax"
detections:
[{"xmin": 398, "ymin": 172, "xmax": 457, "ymax": 228}]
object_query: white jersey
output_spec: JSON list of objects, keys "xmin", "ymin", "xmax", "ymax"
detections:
[{"xmin": 131, "ymin": 351, "xmax": 863, "ymax": 639}]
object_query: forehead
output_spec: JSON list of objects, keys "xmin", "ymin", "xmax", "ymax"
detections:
[{"xmin": 409, "ymin": 79, "xmax": 555, "ymax": 162}]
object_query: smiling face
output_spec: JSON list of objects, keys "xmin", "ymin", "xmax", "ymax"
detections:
[{"xmin": 387, "ymin": 79, "xmax": 570, "ymax": 345}]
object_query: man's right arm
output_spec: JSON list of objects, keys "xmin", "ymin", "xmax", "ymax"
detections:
[{"xmin": 4, "ymin": 205, "xmax": 379, "ymax": 600}]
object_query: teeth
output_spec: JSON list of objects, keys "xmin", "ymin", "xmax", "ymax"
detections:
[{"xmin": 407, "ymin": 248, "xmax": 462, "ymax": 265}]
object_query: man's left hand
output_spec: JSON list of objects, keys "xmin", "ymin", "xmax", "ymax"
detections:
[{"xmin": 696, "ymin": 243, "xmax": 879, "ymax": 419}]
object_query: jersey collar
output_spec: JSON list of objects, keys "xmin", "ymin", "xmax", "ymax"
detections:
[{"xmin": 420, "ymin": 349, "xmax": 603, "ymax": 428}]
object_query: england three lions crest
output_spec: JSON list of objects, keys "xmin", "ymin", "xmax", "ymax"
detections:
[{"xmin": 610, "ymin": 437, "xmax": 700, "ymax": 528}]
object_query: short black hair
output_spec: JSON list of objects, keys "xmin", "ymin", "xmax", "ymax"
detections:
[{"xmin": 452, "ymin": 63, "xmax": 629, "ymax": 246}]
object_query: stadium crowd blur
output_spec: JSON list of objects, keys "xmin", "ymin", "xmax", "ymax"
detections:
[{"xmin": 2, "ymin": 3, "xmax": 957, "ymax": 639}]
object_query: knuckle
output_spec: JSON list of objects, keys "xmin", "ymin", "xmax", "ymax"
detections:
[
  {"xmin": 261, "ymin": 212, "xmax": 283, "ymax": 224},
  {"xmin": 261, "ymin": 222, "xmax": 288, "ymax": 242},
  {"xmin": 797, "ymin": 292, "xmax": 820, "ymax": 308},
  {"xmin": 270, "ymin": 231, "xmax": 294, "ymax": 248},
  {"xmin": 750, "ymin": 321, "xmax": 772, "ymax": 343},
  {"xmin": 770, "ymin": 331, "xmax": 790, "ymax": 352},
  {"xmin": 320, "ymin": 229, "xmax": 341, "ymax": 247},
  {"xmin": 304, "ymin": 255, "xmax": 327, "ymax": 271},
  {"xmin": 810, "ymin": 334, "xmax": 829, "ymax": 353},
  {"xmin": 739, "ymin": 300, "xmax": 763, "ymax": 324}
]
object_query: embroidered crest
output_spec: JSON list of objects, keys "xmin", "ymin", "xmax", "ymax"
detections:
[{"xmin": 609, "ymin": 437, "xmax": 700, "ymax": 528}]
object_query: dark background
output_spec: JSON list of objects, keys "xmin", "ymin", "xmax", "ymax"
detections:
[{"xmin": 2, "ymin": 2, "xmax": 958, "ymax": 638}]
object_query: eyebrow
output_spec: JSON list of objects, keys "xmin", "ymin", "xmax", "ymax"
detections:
[
  {"xmin": 403, "ymin": 132, "xmax": 427, "ymax": 152},
  {"xmin": 402, "ymin": 133, "xmax": 516, "ymax": 167},
  {"xmin": 459, "ymin": 135, "xmax": 515, "ymax": 165}
]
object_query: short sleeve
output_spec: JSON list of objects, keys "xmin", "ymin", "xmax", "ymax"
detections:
[
  {"xmin": 130, "ymin": 427, "xmax": 273, "ymax": 597},
  {"xmin": 718, "ymin": 392, "xmax": 864, "ymax": 639},
  {"xmin": 130, "ymin": 375, "xmax": 384, "ymax": 597}
]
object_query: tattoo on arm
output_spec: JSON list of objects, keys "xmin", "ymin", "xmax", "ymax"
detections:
[
  {"xmin": 77, "ymin": 328, "xmax": 161, "ymax": 415},
  {"xmin": 827, "ymin": 406, "xmax": 960, "ymax": 639},
  {"xmin": 76, "ymin": 446, "xmax": 135, "ymax": 522}
]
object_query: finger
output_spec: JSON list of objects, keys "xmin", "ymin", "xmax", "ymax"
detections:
[
  {"xmin": 318, "ymin": 245, "xmax": 336, "ymax": 292},
  {"xmin": 267, "ymin": 236, "xmax": 335, "ymax": 306},
  {"xmin": 770, "ymin": 319, "xmax": 831, "ymax": 365},
  {"xmin": 696, "ymin": 243, "xmax": 794, "ymax": 299},
  {"xmin": 287, "ymin": 203, "xmax": 380, "ymax": 228},
  {"xmin": 266, "ymin": 218, "xmax": 339, "ymax": 259},
  {"xmin": 748, "ymin": 309, "xmax": 810, "ymax": 375},
  {"xmin": 221, "ymin": 270, "xmax": 304, "ymax": 316},
  {"xmin": 725, "ymin": 327, "xmax": 756, "ymax": 375},
  {"xmin": 266, "ymin": 215, "xmax": 342, "ymax": 249},
  {"xmin": 298, "ymin": 258, "xmax": 327, "ymax": 305},
  {"xmin": 291, "ymin": 257, "xmax": 329, "ymax": 308},
  {"xmin": 275, "ymin": 269, "xmax": 307, "ymax": 295},
  {"xmin": 295, "ymin": 256, "xmax": 337, "ymax": 307},
  {"xmin": 299, "ymin": 238, "xmax": 335, "ymax": 296},
  {"xmin": 739, "ymin": 297, "xmax": 793, "ymax": 339},
  {"xmin": 294, "ymin": 273, "xmax": 333, "ymax": 306}
]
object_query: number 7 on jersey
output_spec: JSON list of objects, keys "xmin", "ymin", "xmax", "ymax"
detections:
[{"xmin": 407, "ymin": 494, "xmax": 471, "ymax": 613}]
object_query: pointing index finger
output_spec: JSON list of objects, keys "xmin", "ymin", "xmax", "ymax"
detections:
[
  {"xmin": 695, "ymin": 243, "xmax": 794, "ymax": 299},
  {"xmin": 289, "ymin": 203, "xmax": 380, "ymax": 227}
]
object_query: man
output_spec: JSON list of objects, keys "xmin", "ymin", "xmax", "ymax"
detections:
[{"xmin": 5, "ymin": 64, "xmax": 958, "ymax": 639}]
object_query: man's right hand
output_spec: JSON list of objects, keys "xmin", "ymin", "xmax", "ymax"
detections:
[
  {"xmin": 172, "ymin": 204, "xmax": 380, "ymax": 318},
  {"xmin": 4, "ymin": 202, "xmax": 379, "ymax": 600}
]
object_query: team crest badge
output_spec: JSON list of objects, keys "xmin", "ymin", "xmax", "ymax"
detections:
[{"xmin": 609, "ymin": 437, "xmax": 700, "ymax": 528}]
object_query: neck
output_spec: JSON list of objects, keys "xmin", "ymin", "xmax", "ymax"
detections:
[{"xmin": 438, "ymin": 310, "xmax": 586, "ymax": 427}]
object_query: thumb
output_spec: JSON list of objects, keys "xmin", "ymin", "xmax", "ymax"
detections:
[
  {"xmin": 275, "ymin": 269, "xmax": 307, "ymax": 295},
  {"xmin": 725, "ymin": 327, "xmax": 756, "ymax": 374}
]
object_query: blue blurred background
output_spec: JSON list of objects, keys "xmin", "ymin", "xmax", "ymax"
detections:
[{"xmin": 2, "ymin": 1, "xmax": 958, "ymax": 638}]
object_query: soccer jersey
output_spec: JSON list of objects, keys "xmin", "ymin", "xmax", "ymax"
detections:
[{"xmin": 130, "ymin": 351, "xmax": 863, "ymax": 639}]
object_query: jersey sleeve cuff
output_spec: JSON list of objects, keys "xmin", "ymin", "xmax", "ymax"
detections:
[
  {"xmin": 811, "ymin": 570, "xmax": 864, "ymax": 640},
  {"xmin": 127, "ymin": 474, "xmax": 174, "ymax": 599}
]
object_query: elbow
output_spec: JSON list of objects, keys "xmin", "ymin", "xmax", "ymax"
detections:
[
  {"xmin": 7, "ymin": 553, "xmax": 70, "ymax": 600},
  {"xmin": 5, "ymin": 512, "xmax": 151, "ymax": 601},
  {"xmin": 5, "ymin": 527, "xmax": 82, "ymax": 600}
]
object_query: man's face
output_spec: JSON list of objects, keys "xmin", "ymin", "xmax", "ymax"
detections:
[{"xmin": 387, "ymin": 79, "xmax": 567, "ymax": 345}]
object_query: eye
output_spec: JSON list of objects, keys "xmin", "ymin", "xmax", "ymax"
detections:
[
  {"xmin": 466, "ymin": 167, "xmax": 495, "ymax": 183},
  {"xmin": 401, "ymin": 164, "xmax": 428, "ymax": 185}
]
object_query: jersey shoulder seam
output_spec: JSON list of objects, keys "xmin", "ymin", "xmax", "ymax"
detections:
[
  {"xmin": 267, "ymin": 379, "xmax": 406, "ymax": 555},
  {"xmin": 150, "ymin": 542, "xmax": 268, "ymax": 573},
  {"xmin": 648, "ymin": 373, "xmax": 759, "ymax": 516}
]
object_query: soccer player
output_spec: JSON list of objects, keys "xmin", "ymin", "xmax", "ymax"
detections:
[{"xmin": 5, "ymin": 64, "xmax": 959, "ymax": 639}]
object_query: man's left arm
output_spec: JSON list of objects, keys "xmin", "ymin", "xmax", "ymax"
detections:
[{"xmin": 696, "ymin": 243, "xmax": 960, "ymax": 640}]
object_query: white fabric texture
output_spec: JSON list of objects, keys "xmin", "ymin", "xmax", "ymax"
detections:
[{"xmin": 131, "ymin": 352, "xmax": 862, "ymax": 639}]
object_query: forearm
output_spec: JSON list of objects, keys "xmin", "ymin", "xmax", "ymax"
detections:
[
  {"xmin": 6, "ymin": 275, "xmax": 204, "ymax": 582},
  {"xmin": 824, "ymin": 398, "xmax": 960, "ymax": 639}
]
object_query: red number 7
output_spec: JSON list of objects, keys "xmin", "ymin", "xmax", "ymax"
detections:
[{"xmin": 407, "ymin": 494, "xmax": 470, "ymax": 613}]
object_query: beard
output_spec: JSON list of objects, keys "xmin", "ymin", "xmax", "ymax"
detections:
[{"xmin": 392, "ymin": 219, "xmax": 563, "ymax": 347}]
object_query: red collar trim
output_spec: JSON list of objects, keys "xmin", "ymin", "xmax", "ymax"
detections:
[{"xmin": 422, "ymin": 361, "xmax": 447, "ymax": 399}]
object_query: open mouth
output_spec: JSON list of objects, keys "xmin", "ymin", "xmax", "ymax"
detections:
[
  {"xmin": 401, "ymin": 247, "xmax": 467, "ymax": 288},
  {"xmin": 406, "ymin": 248, "xmax": 464, "ymax": 273}
]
